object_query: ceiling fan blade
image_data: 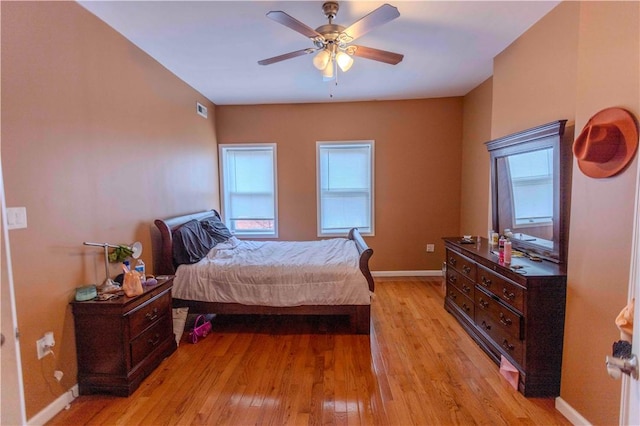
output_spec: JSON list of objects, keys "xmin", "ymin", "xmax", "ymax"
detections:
[
  {"xmin": 266, "ymin": 10, "xmax": 324, "ymax": 40},
  {"xmin": 341, "ymin": 4, "xmax": 400, "ymax": 42},
  {"xmin": 351, "ymin": 45, "xmax": 404, "ymax": 65},
  {"xmin": 258, "ymin": 48, "xmax": 315, "ymax": 66}
]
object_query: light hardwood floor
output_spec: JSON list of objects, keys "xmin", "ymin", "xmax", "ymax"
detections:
[{"xmin": 48, "ymin": 277, "xmax": 571, "ymax": 425}]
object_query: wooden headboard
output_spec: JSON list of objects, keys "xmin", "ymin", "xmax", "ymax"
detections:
[
  {"xmin": 153, "ymin": 210, "xmax": 374, "ymax": 292},
  {"xmin": 153, "ymin": 210, "xmax": 220, "ymax": 275}
]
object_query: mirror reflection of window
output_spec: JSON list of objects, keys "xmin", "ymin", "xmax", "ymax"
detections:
[{"xmin": 507, "ymin": 148, "xmax": 554, "ymax": 227}]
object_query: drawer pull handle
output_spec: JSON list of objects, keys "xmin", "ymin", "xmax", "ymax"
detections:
[
  {"xmin": 481, "ymin": 320, "xmax": 491, "ymax": 331},
  {"xmin": 502, "ymin": 288, "xmax": 516, "ymax": 301},
  {"xmin": 145, "ymin": 308, "xmax": 159, "ymax": 322},
  {"xmin": 479, "ymin": 298, "xmax": 489, "ymax": 309},
  {"xmin": 462, "ymin": 303, "xmax": 470, "ymax": 313},
  {"xmin": 448, "ymin": 291, "xmax": 457, "ymax": 300},
  {"xmin": 499, "ymin": 312, "xmax": 513, "ymax": 326},
  {"xmin": 448, "ymin": 275, "xmax": 457, "ymax": 284},
  {"xmin": 502, "ymin": 339, "xmax": 515, "ymax": 351},
  {"xmin": 462, "ymin": 265, "xmax": 471, "ymax": 274},
  {"xmin": 502, "ymin": 339, "xmax": 516, "ymax": 351},
  {"xmin": 481, "ymin": 276, "xmax": 492, "ymax": 287},
  {"xmin": 462, "ymin": 284, "xmax": 471, "ymax": 294},
  {"xmin": 448, "ymin": 257, "xmax": 457, "ymax": 266},
  {"xmin": 148, "ymin": 333, "xmax": 161, "ymax": 347}
]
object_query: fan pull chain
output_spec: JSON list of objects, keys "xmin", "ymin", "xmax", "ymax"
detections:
[{"xmin": 328, "ymin": 60, "xmax": 338, "ymax": 98}]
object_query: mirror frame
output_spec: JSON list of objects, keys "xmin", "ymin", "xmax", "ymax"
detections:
[{"xmin": 486, "ymin": 120, "xmax": 573, "ymax": 264}]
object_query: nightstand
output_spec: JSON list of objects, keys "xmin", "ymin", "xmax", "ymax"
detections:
[{"xmin": 71, "ymin": 277, "xmax": 177, "ymax": 396}]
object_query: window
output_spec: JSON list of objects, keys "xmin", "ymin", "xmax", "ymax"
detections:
[
  {"xmin": 219, "ymin": 144, "xmax": 277, "ymax": 237},
  {"xmin": 317, "ymin": 141, "xmax": 374, "ymax": 236},
  {"xmin": 507, "ymin": 148, "xmax": 553, "ymax": 227}
]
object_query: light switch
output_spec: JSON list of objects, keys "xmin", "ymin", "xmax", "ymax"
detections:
[{"xmin": 7, "ymin": 207, "xmax": 27, "ymax": 230}]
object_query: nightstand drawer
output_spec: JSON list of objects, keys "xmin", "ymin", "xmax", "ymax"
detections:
[
  {"xmin": 130, "ymin": 314, "xmax": 172, "ymax": 367},
  {"xmin": 72, "ymin": 278, "xmax": 177, "ymax": 396},
  {"xmin": 128, "ymin": 291, "xmax": 171, "ymax": 337}
]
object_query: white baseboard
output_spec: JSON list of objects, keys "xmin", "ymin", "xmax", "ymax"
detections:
[
  {"xmin": 372, "ymin": 270, "xmax": 443, "ymax": 277},
  {"xmin": 28, "ymin": 384, "xmax": 78, "ymax": 426},
  {"xmin": 555, "ymin": 396, "xmax": 591, "ymax": 425}
]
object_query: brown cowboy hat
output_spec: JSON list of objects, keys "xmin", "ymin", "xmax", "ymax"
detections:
[{"xmin": 573, "ymin": 107, "xmax": 639, "ymax": 178}]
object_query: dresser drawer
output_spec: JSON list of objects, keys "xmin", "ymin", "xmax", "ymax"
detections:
[
  {"xmin": 474, "ymin": 309, "xmax": 524, "ymax": 366},
  {"xmin": 446, "ymin": 250, "xmax": 476, "ymax": 281},
  {"xmin": 130, "ymin": 314, "xmax": 173, "ymax": 367},
  {"xmin": 447, "ymin": 285, "xmax": 474, "ymax": 320},
  {"xmin": 446, "ymin": 268, "xmax": 475, "ymax": 300},
  {"xmin": 128, "ymin": 291, "xmax": 171, "ymax": 338},
  {"xmin": 475, "ymin": 288, "xmax": 523, "ymax": 340},
  {"xmin": 477, "ymin": 266, "xmax": 524, "ymax": 312}
]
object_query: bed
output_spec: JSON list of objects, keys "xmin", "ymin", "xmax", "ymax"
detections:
[{"xmin": 153, "ymin": 210, "xmax": 375, "ymax": 334}]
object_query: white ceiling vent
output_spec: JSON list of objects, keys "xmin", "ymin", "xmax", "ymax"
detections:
[{"xmin": 196, "ymin": 102, "xmax": 208, "ymax": 118}]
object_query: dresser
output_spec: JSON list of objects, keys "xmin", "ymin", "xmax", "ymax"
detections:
[
  {"xmin": 443, "ymin": 237, "xmax": 566, "ymax": 397},
  {"xmin": 71, "ymin": 277, "xmax": 177, "ymax": 396}
]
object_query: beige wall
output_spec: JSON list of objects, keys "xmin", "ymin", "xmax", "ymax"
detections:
[
  {"xmin": 564, "ymin": 2, "xmax": 639, "ymax": 423},
  {"xmin": 1, "ymin": 2, "xmax": 219, "ymax": 418},
  {"xmin": 5, "ymin": 0, "xmax": 638, "ymax": 423},
  {"xmin": 484, "ymin": 1, "xmax": 639, "ymax": 423},
  {"xmin": 492, "ymin": 2, "xmax": 579, "ymax": 139},
  {"xmin": 460, "ymin": 77, "xmax": 493, "ymax": 236},
  {"xmin": 216, "ymin": 99, "xmax": 463, "ymax": 272}
]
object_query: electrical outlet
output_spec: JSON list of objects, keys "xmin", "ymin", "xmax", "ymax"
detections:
[
  {"xmin": 36, "ymin": 331, "xmax": 55, "ymax": 359},
  {"xmin": 426, "ymin": 244, "xmax": 435, "ymax": 253},
  {"xmin": 36, "ymin": 337, "xmax": 49, "ymax": 359}
]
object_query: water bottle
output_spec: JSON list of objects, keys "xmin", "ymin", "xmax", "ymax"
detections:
[{"xmin": 134, "ymin": 259, "xmax": 146, "ymax": 284}]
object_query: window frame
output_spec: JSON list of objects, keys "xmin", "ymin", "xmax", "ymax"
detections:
[
  {"xmin": 218, "ymin": 143, "xmax": 278, "ymax": 238},
  {"xmin": 316, "ymin": 140, "xmax": 375, "ymax": 237},
  {"xmin": 507, "ymin": 148, "xmax": 554, "ymax": 228}
]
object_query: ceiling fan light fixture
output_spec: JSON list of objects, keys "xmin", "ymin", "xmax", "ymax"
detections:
[
  {"xmin": 322, "ymin": 58, "xmax": 335, "ymax": 80},
  {"xmin": 313, "ymin": 49, "xmax": 331, "ymax": 70},
  {"xmin": 259, "ymin": 1, "xmax": 403, "ymax": 87},
  {"xmin": 335, "ymin": 51, "xmax": 354, "ymax": 72}
]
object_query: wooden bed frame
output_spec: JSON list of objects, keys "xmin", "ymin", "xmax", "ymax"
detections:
[{"xmin": 153, "ymin": 210, "xmax": 375, "ymax": 334}]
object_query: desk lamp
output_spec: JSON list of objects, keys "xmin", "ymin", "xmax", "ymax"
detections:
[{"xmin": 83, "ymin": 241, "xmax": 142, "ymax": 293}]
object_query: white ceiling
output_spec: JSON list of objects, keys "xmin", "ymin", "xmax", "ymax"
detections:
[{"xmin": 78, "ymin": 1, "xmax": 560, "ymax": 105}]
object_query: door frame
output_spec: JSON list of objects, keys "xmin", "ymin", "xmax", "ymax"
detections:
[
  {"xmin": 0, "ymin": 160, "xmax": 27, "ymax": 424},
  {"xmin": 620, "ymin": 155, "xmax": 640, "ymax": 425}
]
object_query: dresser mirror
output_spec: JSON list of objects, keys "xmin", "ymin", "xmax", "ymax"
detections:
[{"xmin": 486, "ymin": 120, "xmax": 573, "ymax": 263}]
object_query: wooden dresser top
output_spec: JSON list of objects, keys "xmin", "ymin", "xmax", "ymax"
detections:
[{"xmin": 443, "ymin": 237, "xmax": 567, "ymax": 282}]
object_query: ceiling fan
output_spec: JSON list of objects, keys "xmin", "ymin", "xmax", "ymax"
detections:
[{"xmin": 258, "ymin": 2, "xmax": 404, "ymax": 80}]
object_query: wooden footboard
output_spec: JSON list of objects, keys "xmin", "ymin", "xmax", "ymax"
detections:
[
  {"xmin": 153, "ymin": 210, "xmax": 374, "ymax": 334},
  {"xmin": 349, "ymin": 228, "xmax": 375, "ymax": 292}
]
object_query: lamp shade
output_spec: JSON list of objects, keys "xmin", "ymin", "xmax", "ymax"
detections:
[
  {"xmin": 313, "ymin": 49, "xmax": 331, "ymax": 70},
  {"xmin": 336, "ymin": 51, "xmax": 354, "ymax": 72},
  {"xmin": 322, "ymin": 58, "xmax": 335, "ymax": 80}
]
